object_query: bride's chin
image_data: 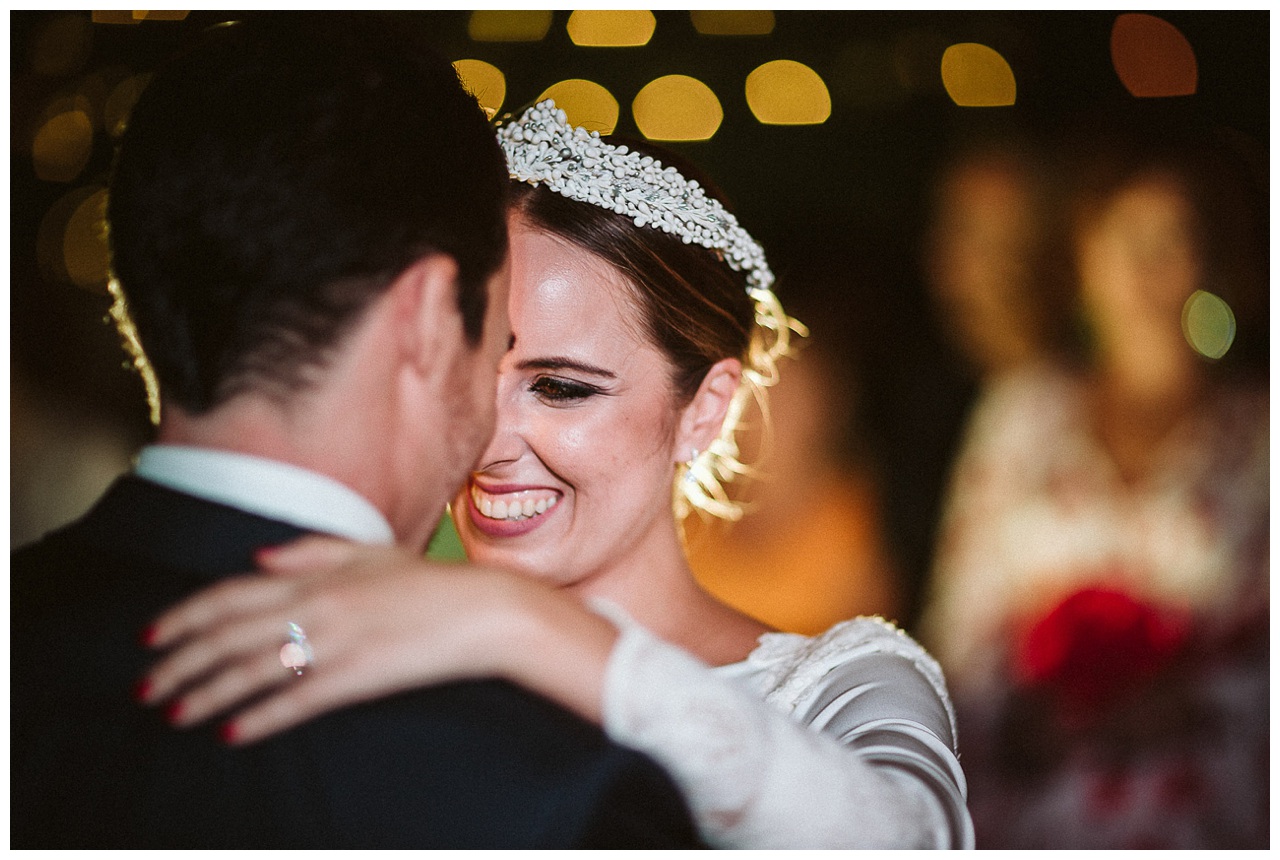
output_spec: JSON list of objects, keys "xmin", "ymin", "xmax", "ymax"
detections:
[{"xmin": 471, "ymin": 548, "xmax": 564, "ymax": 585}]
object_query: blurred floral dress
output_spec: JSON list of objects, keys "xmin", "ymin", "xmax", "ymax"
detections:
[{"xmin": 920, "ymin": 362, "xmax": 1268, "ymax": 848}]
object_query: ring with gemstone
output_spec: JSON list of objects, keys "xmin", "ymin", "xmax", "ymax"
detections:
[{"xmin": 279, "ymin": 621, "xmax": 313, "ymax": 676}]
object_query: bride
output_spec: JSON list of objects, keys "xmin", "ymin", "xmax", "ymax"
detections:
[{"xmin": 141, "ymin": 101, "xmax": 973, "ymax": 849}]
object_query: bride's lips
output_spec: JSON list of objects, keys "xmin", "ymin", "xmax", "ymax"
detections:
[{"xmin": 465, "ymin": 481, "xmax": 562, "ymax": 538}]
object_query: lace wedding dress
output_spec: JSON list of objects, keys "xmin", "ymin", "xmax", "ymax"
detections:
[{"xmin": 597, "ymin": 606, "xmax": 974, "ymax": 848}]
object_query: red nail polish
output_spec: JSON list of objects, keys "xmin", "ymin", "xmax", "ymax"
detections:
[
  {"xmin": 253, "ymin": 545, "xmax": 279, "ymax": 565},
  {"xmin": 133, "ymin": 678, "xmax": 153, "ymax": 703},
  {"xmin": 165, "ymin": 701, "xmax": 184, "ymax": 724},
  {"xmin": 139, "ymin": 624, "xmax": 159, "ymax": 647},
  {"xmin": 218, "ymin": 722, "xmax": 239, "ymax": 744}
]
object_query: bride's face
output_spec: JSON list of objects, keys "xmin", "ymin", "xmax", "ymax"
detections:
[{"xmin": 451, "ymin": 214, "xmax": 687, "ymax": 590}]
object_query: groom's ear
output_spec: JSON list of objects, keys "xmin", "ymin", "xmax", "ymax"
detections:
[
  {"xmin": 675, "ymin": 357, "xmax": 743, "ymax": 462},
  {"xmin": 389, "ymin": 253, "xmax": 466, "ymax": 376}
]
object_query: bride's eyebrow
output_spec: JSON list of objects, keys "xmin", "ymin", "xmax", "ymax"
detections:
[{"xmin": 515, "ymin": 357, "xmax": 616, "ymax": 379}]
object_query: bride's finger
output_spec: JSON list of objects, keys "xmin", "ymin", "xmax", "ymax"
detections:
[
  {"xmin": 147, "ymin": 576, "xmax": 298, "ymax": 650},
  {"xmin": 255, "ymin": 534, "xmax": 366, "ymax": 575},
  {"xmin": 144, "ymin": 608, "xmax": 308, "ymax": 704},
  {"xmin": 166, "ymin": 647, "xmax": 298, "ymax": 728}
]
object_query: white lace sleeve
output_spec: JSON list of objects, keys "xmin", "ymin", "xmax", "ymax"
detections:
[{"xmin": 596, "ymin": 607, "xmax": 974, "ymax": 849}]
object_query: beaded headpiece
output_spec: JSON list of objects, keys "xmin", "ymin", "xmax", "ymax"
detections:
[
  {"xmin": 498, "ymin": 100, "xmax": 774, "ymax": 294},
  {"xmin": 496, "ymin": 100, "xmax": 807, "ymax": 523}
]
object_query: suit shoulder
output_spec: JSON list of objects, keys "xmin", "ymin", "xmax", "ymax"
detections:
[{"xmin": 306, "ymin": 680, "xmax": 701, "ymax": 847}]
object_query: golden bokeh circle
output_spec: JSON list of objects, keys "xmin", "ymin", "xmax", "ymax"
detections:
[
  {"xmin": 746, "ymin": 60, "xmax": 832, "ymax": 125},
  {"xmin": 33, "ymin": 110, "xmax": 94, "ymax": 183},
  {"xmin": 633, "ymin": 75, "xmax": 723, "ymax": 141}
]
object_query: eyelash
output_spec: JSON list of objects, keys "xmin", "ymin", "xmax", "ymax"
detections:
[{"xmin": 528, "ymin": 375, "xmax": 601, "ymax": 404}]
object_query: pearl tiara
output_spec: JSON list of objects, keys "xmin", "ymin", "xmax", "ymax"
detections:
[{"xmin": 496, "ymin": 100, "xmax": 775, "ymax": 294}]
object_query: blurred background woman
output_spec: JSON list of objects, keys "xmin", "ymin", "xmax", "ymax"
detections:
[{"xmin": 920, "ymin": 111, "xmax": 1268, "ymax": 849}]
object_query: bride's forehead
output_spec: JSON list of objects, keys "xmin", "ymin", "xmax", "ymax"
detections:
[
  {"xmin": 511, "ymin": 229, "xmax": 641, "ymax": 312},
  {"xmin": 513, "ymin": 275, "xmax": 648, "ymax": 351}
]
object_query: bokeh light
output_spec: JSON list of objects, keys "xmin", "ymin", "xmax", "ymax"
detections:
[
  {"xmin": 453, "ymin": 59, "xmax": 506, "ymax": 119},
  {"xmin": 467, "ymin": 10, "xmax": 552, "ymax": 42},
  {"xmin": 941, "ymin": 43, "xmax": 1017, "ymax": 107},
  {"xmin": 29, "ymin": 13, "xmax": 93, "ymax": 77},
  {"xmin": 537, "ymin": 80, "xmax": 620, "ymax": 134},
  {"xmin": 103, "ymin": 73, "xmax": 150, "ymax": 137},
  {"xmin": 91, "ymin": 11, "xmax": 134, "ymax": 25},
  {"xmin": 91, "ymin": 11, "xmax": 190, "ymax": 24},
  {"xmin": 33, "ymin": 110, "xmax": 94, "ymax": 183},
  {"xmin": 567, "ymin": 10, "xmax": 655, "ymax": 47},
  {"xmin": 633, "ymin": 75, "xmax": 723, "ymax": 141},
  {"xmin": 91, "ymin": 11, "xmax": 139, "ymax": 25},
  {"xmin": 36, "ymin": 186, "xmax": 97, "ymax": 286},
  {"xmin": 1111, "ymin": 13, "xmax": 1197, "ymax": 97},
  {"xmin": 690, "ymin": 11, "xmax": 775, "ymax": 36},
  {"xmin": 746, "ymin": 60, "xmax": 831, "ymax": 125},
  {"xmin": 63, "ymin": 188, "xmax": 112, "ymax": 291},
  {"xmin": 1181, "ymin": 290, "xmax": 1236, "ymax": 359}
]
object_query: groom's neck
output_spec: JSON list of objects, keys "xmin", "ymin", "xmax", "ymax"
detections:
[{"xmin": 156, "ymin": 391, "xmax": 407, "ymax": 539}]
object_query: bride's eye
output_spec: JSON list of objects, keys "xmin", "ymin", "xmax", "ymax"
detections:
[{"xmin": 529, "ymin": 375, "xmax": 599, "ymax": 404}]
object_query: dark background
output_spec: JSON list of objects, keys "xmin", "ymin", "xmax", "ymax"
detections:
[{"xmin": 9, "ymin": 11, "xmax": 1269, "ymax": 628}]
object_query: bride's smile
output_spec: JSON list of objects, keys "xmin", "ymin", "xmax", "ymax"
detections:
[{"xmin": 466, "ymin": 482, "xmax": 561, "ymax": 534}]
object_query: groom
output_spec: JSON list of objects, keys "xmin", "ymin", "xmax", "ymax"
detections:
[{"xmin": 11, "ymin": 14, "xmax": 698, "ymax": 849}]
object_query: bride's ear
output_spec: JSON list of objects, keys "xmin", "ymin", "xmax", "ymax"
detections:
[{"xmin": 675, "ymin": 357, "xmax": 743, "ymax": 461}]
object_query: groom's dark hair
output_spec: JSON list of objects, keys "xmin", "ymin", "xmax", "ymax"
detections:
[{"xmin": 108, "ymin": 12, "xmax": 508, "ymax": 414}]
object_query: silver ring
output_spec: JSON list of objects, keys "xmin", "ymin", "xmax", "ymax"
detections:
[{"xmin": 279, "ymin": 621, "xmax": 314, "ymax": 676}]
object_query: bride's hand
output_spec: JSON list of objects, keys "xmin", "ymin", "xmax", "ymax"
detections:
[
  {"xmin": 140, "ymin": 535, "xmax": 522, "ymax": 744},
  {"xmin": 139, "ymin": 535, "xmax": 617, "ymax": 745}
]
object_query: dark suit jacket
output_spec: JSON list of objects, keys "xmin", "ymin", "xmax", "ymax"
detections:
[{"xmin": 11, "ymin": 476, "xmax": 702, "ymax": 849}]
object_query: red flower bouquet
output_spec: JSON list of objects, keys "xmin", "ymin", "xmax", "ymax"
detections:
[{"xmin": 1013, "ymin": 586, "xmax": 1191, "ymax": 730}]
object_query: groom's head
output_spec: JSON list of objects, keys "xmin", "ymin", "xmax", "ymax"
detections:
[
  {"xmin": 109, "ymin": 15, "xmax": 508, "ymax": 414},
  {"xmin": 107, "ymin": 14, "xmax": 511, "ymax": 544}
]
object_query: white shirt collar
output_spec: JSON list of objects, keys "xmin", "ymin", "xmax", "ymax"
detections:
[{"xmin": 134, "ymin": 445, "xmax": 395, "ymax": 546}]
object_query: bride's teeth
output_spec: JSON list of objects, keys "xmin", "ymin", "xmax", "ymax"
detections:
[{"xmin": 474, "ymin": 488, "xmax": 559, "ymax": 521}]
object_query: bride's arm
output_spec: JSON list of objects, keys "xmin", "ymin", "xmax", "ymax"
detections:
[
  {"xmin": 146, "ymin": 536, "xmax": 972, "ymax": 848},
  {"xmin": 596, "ymin": 609, "xmax": 974, "ymax": 849}
]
